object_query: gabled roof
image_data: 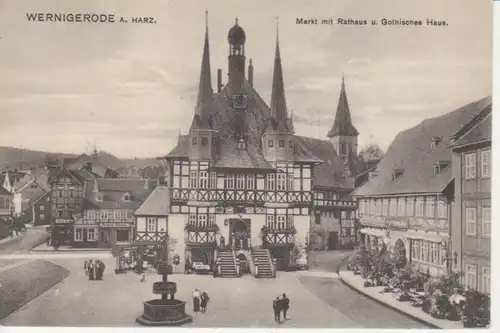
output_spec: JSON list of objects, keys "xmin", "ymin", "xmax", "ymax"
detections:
[
  {"xmin": 0, "ymin": 185, "xmax": 10, "ymax": 196},
  {"xmin": 451, "ymin": 100, "xmax": 492, "ymax": 149},
  {"xmin": 66, "ymin": 153, "xmax": 112, "ymax": 178},
  {"xmin": 213, "ymin": 141, "xmax": 274, "ymax": 170},
  {"xmin": 135, "ymin": 185, "xmax": 170, "ymax": 216},
  {"xmin": 355, "ymin": 96, "xmax": 491, "ymax": 196},
  {"xmin": 295, "ymin": 136, "xmax": 354, "ymax": 190},
  {"xmin": 84, "ymin": 178, "xmax": 157, "ymax": 210},
  {"xmin": 327, "ymin": 76, "xmax": 359, "ymax": 138},
  {"xmin": 166, "ymin": 135, "xmax": 189, "ymax": 159}
]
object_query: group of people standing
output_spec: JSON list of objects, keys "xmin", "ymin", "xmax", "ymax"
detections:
[
  {"xmin": 84, "ymin": 259, "xmax": 106, "ymax": 281},
  {"xmin": 192, "ymin": 288, "xmax": 210, "ymax": 314},
  {"xmin": 272, "ymin": 293, "xmax": 290, "ymax": 323}
]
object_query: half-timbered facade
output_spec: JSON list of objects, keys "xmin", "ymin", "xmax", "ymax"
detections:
[
  {"xmin": 134, "ymin": 185, "xmax": 169, "ymax": 244},
  {"xmin": 450, "ymin": 99, "xmax": 491, "ymax": 294},
  {"xmin": 160, "ymin": 17, "xmax": 358, "ymax": 274},
  {"xmin": 49, "ymin": 169, "xmax": 91, "ymax": 245},
  {"xmin": 355, "ymin": 97, "xmax": 491, "ymax": 277},
  {"xmin": 77, "ymin": 178, "xmax": 156, "ymax": 248}
]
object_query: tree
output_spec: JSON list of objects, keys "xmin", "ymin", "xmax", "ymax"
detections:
[{"xmin": 359, "ymin": 143, "xmax": 384, "ymax": 162}]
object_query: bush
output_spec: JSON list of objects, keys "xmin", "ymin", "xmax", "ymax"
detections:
[
  {"xmin": 461, "ymin": 289, "xmax": 490, "ymax": 327},
  {"xmin": 422, "ymin": 297, "xmax": 432, "ymax": 314}
]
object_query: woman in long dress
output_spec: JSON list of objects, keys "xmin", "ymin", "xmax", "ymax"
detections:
[
  {"xmin": 192, "ymin": 289, "xmax": 201, "ymax": 313},
  {"xmin": 200, "ymin": 292, "xmax": 209, "ymax": 313},
  {"xmin": 88, "ymin": 260, "xmax": 95, "ymax": 281}
]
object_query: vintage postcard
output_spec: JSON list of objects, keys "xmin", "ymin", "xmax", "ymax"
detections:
[{"xmin": 0, "ymin": 0, "xmax": 494, "ymax": 330}]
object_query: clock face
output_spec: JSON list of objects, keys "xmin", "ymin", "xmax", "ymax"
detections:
[{"xmin": 232, "ymin": 94, "xmax": 248, "ymax": 109}]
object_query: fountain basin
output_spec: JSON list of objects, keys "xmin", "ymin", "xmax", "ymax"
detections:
[{"xmin": 136, "ymin": 299, "xmax": 193, "ymax": 326}]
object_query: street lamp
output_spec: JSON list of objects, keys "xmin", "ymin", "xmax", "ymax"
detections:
[{"xmin": 441, "ymin": 239, "xmax": 458, "ymax": 273}]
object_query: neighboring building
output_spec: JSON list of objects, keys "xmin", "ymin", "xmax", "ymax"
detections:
[
  {"xmin": 0, "ymin": 185, "xmax": 12, "ymax": 218},
  {"xmin": 355, "ymin": 97, "xmax": 491, "ymax": 276},
  {"xmin": 1, "ymin": 170, "xmax": 27, "ymax": 194},
  {"xmin": 12, "ymin": 179, "xmax": 46, "ymax": 219},
  {"xmin": 134, "ymin": 185, "xmax": 169, "ymax": 253},
  {"xmin": 49, "ymin": 169, "xmax": 93, "ymax": 245},
  {"xmin": 32, "ymin": 191, "xmax": 51, "ymax": 226},
  {"xmin": 450, "ymin": 100, "xmax": 491, "ymax": 294},
  {"xmin": 65, "ymin": 153, "xmax": 119, "ymax": 178},
  {"xmin": 76, "ymin": 178, "xmax": 157, "ymax": 248},
  {"xmin": 159, "ymin": 18, "xmax": 357, "ymax": 275}
]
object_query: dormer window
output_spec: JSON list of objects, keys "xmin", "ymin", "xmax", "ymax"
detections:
[
  {"xmin": 289, "ymin": 140, "xmax": 293, "ymax": 149},
  {"xmin": 279, "ymin": 139, "xmax": 285, "ymax": 148},
  {"xmin": 96, "ymin": 193, "xmax": 103, "ymax": 202},
  {"xmin": 201, "ymin": 137, "xmax": 208, "ymax": 146},
  {"xmin": 123, "ymin": 193, "xmax": 131, "ymax": 202},
  {"xmin": 434, "ymin": 161, "xmax": 450, "ymax": 175},
  {"xmin": 392, "ymin": 169, "xmax": 404, "ymax": 181},
  {"xmin": 430, "ymin": 136, "xmax": 442, "ymax": 150},
  {"xmin": 192, "ymin": 137, "xmax": 197, "ymax": 146},
  {"xmin": 236, "ymin": 138, "xmax": 246, "ymax": 150},
  {"xmin": 268, "ymin": 140, "xmax": 274, "ymax": 147}
]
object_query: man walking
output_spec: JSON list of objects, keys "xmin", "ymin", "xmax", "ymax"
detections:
[
  {"xmin": 272, "ymin": 296, "xmax": 282, "ymax": 323},
  {"xmin": 281, "ymin": 293, "xmax": 290, "ymax": 320}
]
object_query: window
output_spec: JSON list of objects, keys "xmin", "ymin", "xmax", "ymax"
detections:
[
  {"xmin": 246, "ymin": 174, "xmax": 255, "ymax": 189},
  {"xmin": 406, "ymin": 198, "xmax": 414, "ymax": 216},
  {"xmin": 124, "ymin": 194, "xmax": 131, "ymax": 202},
  {"xmin": 480, "ymin": 150, "xmax": 490, "ymax": 178},
  {"xmin": 481, "ymin": 267, "xmax": 490, "ymax": 294},
  {"xmin": 201, "ymin": 137, "xmax": 208, "ymax": 146},
  {"xmin": 389, "ymin": 199, "xmax": 397, "ymax": 216},
  {"xmin": 288, "ymin": 140, "xmax": 293, "ymax": 149},
  {"xmin": 189, "ymin": 171, "xmax": 198, "ymax": 189},
  {"xmin": 287, "ymin": 173, "xmax": 293, "ymax": 191},
  {"xmin": 430, "ymin": 242, "xmax": 439, "ymax": 264},
  {"xmin": 415, "ymin": 199, "xmax": 424, "ymax": 217},
  {"xmin": 147, "ymin": 218, "xmax": 157, "ymax": 232},
  {"xmin": 279, "ymin": 139, "xmax": 285, "ymax": 148},
  {"xmin": 465, "ymin": 153, "xmax": 476, "ymax": 179},
  {"xmin": 382, "ymin": 199, "xmax": 389, "ymax": 216},
  {"xmin": 398, "ymin": 198, "xmax": 405, "ymax": 216},
  {"xmin": 266, "ymin": 214, "xmax": 275, "ymax": 228},
  {"xmin": 40, "ymin": 206, "xmax": 45, "ymax": 211},
  {"xmin": 422, "ymin": 241, "xmax": 429, "ymax": 262},
  {"xmin": 88, "ymin": 228, "xmax": 97, "ymax": 241},
  {"xmin": 411, "ymin": 240, "xmax": 419, "ymax": 260},
  {"xmin": 210, "ymin": 172, "xmax": 217, "ymax": 189},
  {"xmin": 192, "ymin": 137, "xmax": 197, "ymax": 145},
  {"xmin": 268, "ymin": 140, "xmax": 274, "ymax": 147},
  {"xmin": 482, "ymin": 207, "xmax": 491, "ymax": 237},
  {"xmin": 466, "ymin": 207, "xmax": 477, "ymax": 236},
  {"xmin": 74, "ymin": 228, "xmax": 83, "ymax": 241},
  {"xmin": 277, "ymin": 215, "xmax": 286, "ymax": 229},
  {"xmin": 189, "ymin": 214, "xmax": 196, "ymax": 225},
  {"xmin": 199, "ymin": 171, "xmax": 208, "ymax": 189},
  {"xmin": 114, "ymin": 210, "xmax": 121, "ymax": 220},
  {"xmin": 287, "ymin": 215, "xmax": 294, "ymax": 228},
  {"xmin": 236, "ymin": 174, "xmax": 245, "ymax": 189},
  {"xmin": 426, "ymin": 199, "xmax": 435, "ymax": 218},
  {"xmin": 277, "ymin": 173, "xmax": 287, "ymax": 191},
  {"xmin": 198, "ymin": 214, "xmax": 207, "ymax": 227},
  {"xmin": 96, "ymin": 193, "xmax": 103, "ymax": 202},
  {"xmin": 225, "ymin": 174, "xmax": 235, "ymax": 189},
  {"xmin": 116, "ymin": 229, "xmax": 129, "ymax": 242},
  {"xmin": 267, "ymin": 173, "xmax": 275, "ymax": 190},
  {"xmin": 127, "ymin": 211, "xmax": 133, "ymax": 219},
  {"xmin": 465, "ymin": 264, "xmax": 477, "ymax": 290},
  {"xmin": 208, "ymin": 214, "xmax": 215, "ymax": 226},
  {"xmin": 437, "ymin": 201, "xmax": 447, "ymax": 218},
  {"xmin": 40, "ymin": 214, "xmax": 45, "ymax": 220}
]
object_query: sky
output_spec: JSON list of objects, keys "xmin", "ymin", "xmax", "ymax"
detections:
[{"xmin": 0, "ymin": 0, "xmax": 493, "ymax": 158}]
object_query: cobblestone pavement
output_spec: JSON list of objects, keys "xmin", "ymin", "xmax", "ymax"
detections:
[{"xmin": 0, "ymin": 228, "xmax": 49, "ymax": 254}]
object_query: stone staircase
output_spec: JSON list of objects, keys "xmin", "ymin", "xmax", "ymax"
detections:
[
  {"xmin": 216, "ymin": 249, "xmax": 238, "ymax": 278},
  {"xmin": 252, "ymin": 248, "xmax": 275, "ymax": 278}
]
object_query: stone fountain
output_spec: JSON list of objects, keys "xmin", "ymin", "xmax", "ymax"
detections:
[{"xmin": 136, "ymin": 238, "xmax": 193, "ymax": 326}]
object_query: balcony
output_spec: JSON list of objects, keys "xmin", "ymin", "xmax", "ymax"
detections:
[
  {"xmin": 261, "ymin": 226, "xmax": 295, "ymax": 247},
  {"xmin": 313, "ymin": 197, "xmax": 357, "ymax": 209},
  {"xmin": 171, "ymin": 188, "xmax": 312, "ymax": 205},
  {"xmin": 185, "ymin": 224, "xmax": 217, "ymax": 247}
]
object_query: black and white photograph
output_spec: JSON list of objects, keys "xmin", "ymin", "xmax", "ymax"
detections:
[{"xmin": 0, "ymin": 0, "xmax": 494, "ymax": 329}]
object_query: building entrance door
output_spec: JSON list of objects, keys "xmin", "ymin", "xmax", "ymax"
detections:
[
  {"xmin": 230, "ymin": 219, "xmax": 250, "ymax": 250},
  {"xmin": 100, "ymin": 229, "xmax": 110, "ymax": 248}
]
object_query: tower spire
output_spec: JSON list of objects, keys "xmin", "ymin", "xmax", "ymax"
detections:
[
  {"xmin": 194, "ymin": 11, "xmax": 213, "ymax": 127},
  {"xmin": 269, "ymin": 16, "xmax": 288, "ymax": 132},
  {"xmin": 327, "ymin": 73, "xmax": 359, "ymax": 138}
]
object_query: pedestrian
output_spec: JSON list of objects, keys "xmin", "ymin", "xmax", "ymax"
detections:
[
  {"xmin": 84, "ymin": 260, "xmax": 88, "ymax": 276},
  {"xmin": 273, "ymin": 296, "xmax": 282, "ymax": 323},
  {"xmin": 192, "ymin": 288, "xmax": 201, "ymax": 314},
  {"xmin": 88, "ymin": 259, "xmax": 95, "ymax": 281},
  {"xmin": 281, "ymin": 293, "xmax": 290, "ymax": 320},
  {"xmin": 200, "ymin": 292, "xmax": 210, "ymax": 313}
]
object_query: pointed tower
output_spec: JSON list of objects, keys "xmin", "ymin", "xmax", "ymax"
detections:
[
  {"xmin": 262, "ymin": 18, "xmax": 294, "ymax": 162},
  {"xmin": 327, "ymin": 74, "xmax": 359, "ymax": 161},
  {"xmin": 189, "ymin": 11, "xmax": 217, "ymax": 161}
]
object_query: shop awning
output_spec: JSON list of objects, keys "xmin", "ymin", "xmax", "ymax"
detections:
[
  {"xmin": 359, "ymin": 228, "xmax": 386, "ymax": 238},
  {"xmin": 405, "ymin": 232, "xmax": 448, "ymax": 243}
]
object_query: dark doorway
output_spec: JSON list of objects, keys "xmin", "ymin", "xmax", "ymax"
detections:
[
  {"xmin": 230, "ymin": 219, "xmax": 250, "ymax": 250},
  {"xmin": 394, "ymin": 239, "xmax": 407, "ymax": 269},
  {"xmin": 328, "ymin": 231, "xmax": 339, "ymax": 250},
  {"xmin": 237, "ymin": 253, "xmax": 250, "ymax": 274}
]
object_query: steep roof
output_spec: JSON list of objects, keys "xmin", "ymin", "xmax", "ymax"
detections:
[
  {"xmin": 135, "ymin": 185, "xmax": 170, "ymax": 216},
  {"xmin": 269, "ymin": 30, "xmax": 290, "ymax": 132},
  {"xmin": 213, "ymin": 141, "xmax": 273, "ymax": 170},
  {"xmin": 355, "ymin": 96, "xmax": 491, "ymax": 196},
  {"xmin": 295, "ymin": 136, "xmax": 354, "ymax": 190},
  {"xmin": 84, "ymin": 178, "xmax": 157, "ymax": 210},
  {"xmin": 327, "ymin": 76, "xmax": 359, "ymax": 138},
  {"xmin": 451, "ymin": 102, "xmax": 492, "ymax": 148},
  {"xmin": 66, "ymin": 153, "xmax": 112, "ymax": 178},
  {"xmin": 0, "ymin": 185, "xmax": 10, "ymax": 196}
]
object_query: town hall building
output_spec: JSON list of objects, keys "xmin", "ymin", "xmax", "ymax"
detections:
[{"xmin": 152, "ymin": 17, "xmax": 361, "ymax": 276}]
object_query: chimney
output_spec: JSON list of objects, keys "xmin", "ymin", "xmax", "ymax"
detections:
[
  {"xmin": 248, "ymin": 59, "xmax": 254, "ymax": 87},
  {"xmin": 217, "ymin": 69, "xmax": 223, "ymax": 93}
]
